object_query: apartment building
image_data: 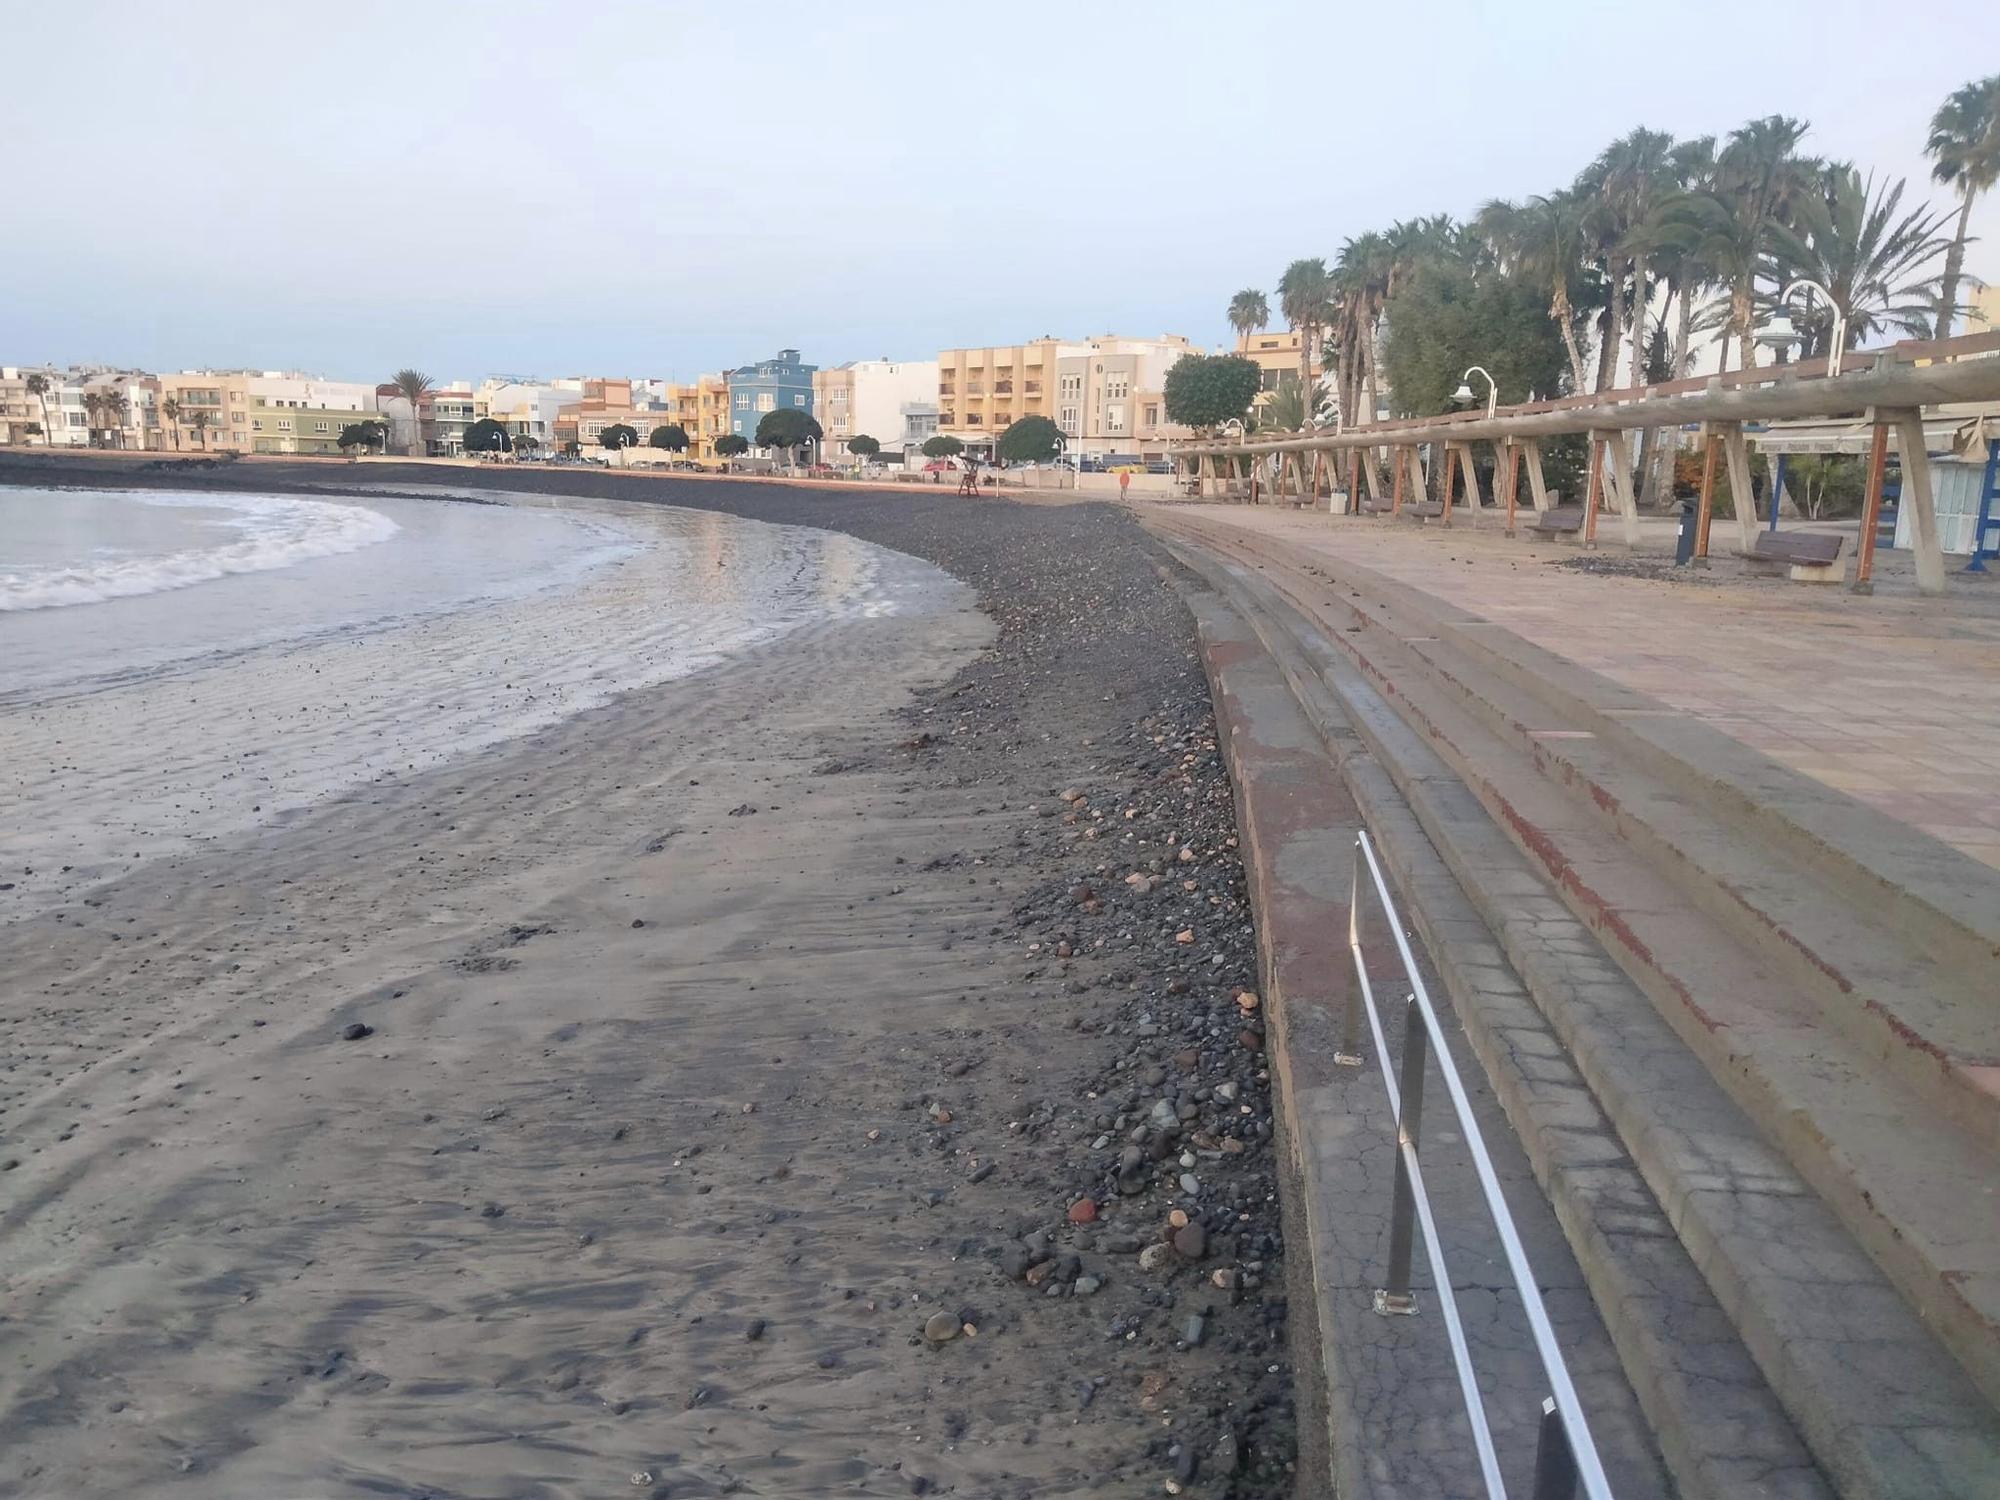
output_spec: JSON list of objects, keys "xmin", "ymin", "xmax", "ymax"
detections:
[
  {"xmin": 554, "ymin": 377, "xmax": 689, "ymax": 451},
  {"xmin": 1234, "ymin": 328, "xmax": 1306, "ymax": 394},
  {"xmin": 813, "ymin": 357, "xmax": 940, "ymax": 460},
  {"xmin": 475, "ymin": 380, "xmax": 573, "ymax": 451},
  {"xmin": 936, "ymin": 337, "xmax": 1072, "ymax": 458},
  {"xmin": 158, "ymin": 370, "xmax": 253, "ymax": 452},
  {"xmin": 421, "ymin": 387, "xmax": 478, "ymax": 455},
  {"xmin": 726, "ymin": 349, "xmax": 815, "ymax": 440},
  {"xmin": 0, "ymin": 368, "xmax": 41, "ymax": 444},
  {"xmin": 247, "ymin": 373, "xmax": 382, "ymax": 455}
]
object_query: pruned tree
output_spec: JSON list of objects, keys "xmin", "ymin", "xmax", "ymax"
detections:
[
  {"xmin": 597, "ymin": 423, "xmax": 640, "ymax": 450},
  {"xmin": 463, "ymin": 417, "xmax": 512, "ymax": 453},
  {"xmin": 921, "ymin": 434, "xmax": 963, "ymax": 460},
  {"xmin": 648, "ymin": 423, "xmax": 690, "ymax": 451},
  {"xmin": 754, "ymin": 407, "xmax": 822, "ymax": 461},
  {"xmin": 846, "ymin": 434, "xmax": 881, "ymax": 460},
  {"xmin": 338, "ymin": 420, "xmax": 388, "ymax": 452},
  {"xmin": 995, "ymin": 414, "xmax": 1064, "ymax": 464},
  {"xmin": 715, "ymin": 433, "xmax": 751, "ymax": 458},
  {"xmin": 1162, "ymin": 354, "xmax": 1261, "ymax": 432}
]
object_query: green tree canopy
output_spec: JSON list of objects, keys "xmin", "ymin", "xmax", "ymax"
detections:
[
  {"xmin": 715, "ymin": 433, "xmax": 751, "ymax": 457},
  {"xmin": 754, "ymin": 407, "xmax": 822, "ymax": 452},
  {"xmin": 514, "ymin": 434, "xmax": 541, "ymax": 453},
  {"xmin": 464, "ymin": 417, "xmax": 512, "ymax": 453},
  {"xmin": 1162, "ymin": 353, "xmax": 1261, "ymax": 431},
  {"xmin": 337, "ymin": 420, "xmax": 387, "ymax": 451},
  {"xmin": 846, "ymin": 434, "xmax": 881, "ymax": 458},
  {"xmin": 995, "ymin": 414, "xmax": 1064, "ymax": 463},
  {"xmin": 648, "ymin": 422, "xmax": 690, "ymax": 451},
  {"xmin": 921, "ymin": 434, "xmax": 964, "ymax": 459},
  {"xmin": 1379, "ymin": 258, "xmax": 1567, "ymax": 417},
  {"xmin": 598, "ymin": 423, "xmax": 640, "ymax": 450}
]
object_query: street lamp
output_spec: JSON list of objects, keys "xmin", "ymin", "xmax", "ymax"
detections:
[
  {"xmin": 1779, "ymin": 279, "xmax": 1847, "ymax": 378},
  {"xmin": 1452, "ymin": 365, "xmax": 1498, "ymax": 418}
]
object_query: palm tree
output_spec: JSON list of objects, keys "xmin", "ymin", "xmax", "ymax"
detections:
[
  {"xmin": 1926, "ymin": 74, "xmax": 2000, "ymax": 339},
  {"xmin": 1589, "ymin": 127, "xmax": 1679, "ymax": 389},
  {"xmin": 101, "ymin": 389, "xmax": 130, "ymax": 450},
  {"xmin": 1335, "ymin": 232, "xmax": 1394, "ymax": 423},
  {"xmin": 1658, "ymin": 115, "xmax": 1813, "ymax": 371},
  {"xmin": 390, "ymin": 368, "xmax": 434, "ymax": 454},
  {"xmin": 1480, "ymin": 191, "xmax": 1593, "ymax": 391},
  {"xmin": 82, "ymin": 391, "xmax": 105, "ymax": 448},
  {"xmin": 1277, "ymin": 258, "xmax": 1335, "ymax": 410},
  {"xmin": 187, "ymin": 408, "xmax": 212, "ymax": 451},
  {"xmin": 1766, "ymin": 166, "xmax": 1952, "ymax": 352},
  {"xmin": 25, "ymin": 372, "xmax": 51, "ymax": 445},
  {"xmin": 161, "ymin": 395, "xmax": 183, "ymax": 451},
  {"xmin": 1226, "ymin": 288, "xmax": 1269, "ymax": 350}
]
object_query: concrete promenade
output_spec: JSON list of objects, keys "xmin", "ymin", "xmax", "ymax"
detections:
[{"xmin": 1156, "ymin": 502, "xmax": 2000, "ymax": 870}]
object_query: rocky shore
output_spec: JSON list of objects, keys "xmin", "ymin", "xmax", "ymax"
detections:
[{"xmin": 0, "ymin": 459, "xmax": 1294, "ymax": 1497}]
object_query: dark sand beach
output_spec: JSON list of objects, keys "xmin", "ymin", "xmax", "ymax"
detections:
[{"xmin": 0, "ymin": 460, "xmax": 1295, "ymax": 1498}]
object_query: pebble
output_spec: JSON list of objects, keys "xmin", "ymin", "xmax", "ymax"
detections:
[
  {"xmin": 1182, "ymin": 1313, "xmax": 1208, "ymax": 1348},
  {"xmin": 745, "ymin": 1318, "xmax": 767, "ymax": 1342},
  {"xmin": 1173, "ymin": 1223, "xmax": 1208, "ymax": 1260},
  {"xmin": 923, "ymin": 1311, "xmax": 961, "ymax": 1343},
  {"xmin": 1068, "ymin": 1197, "xmax": 1098, "ymax": 1224},
  {"xmin": 1138, "ymin": 1242, "xmax": 1175, "ymax": 1273},
  {"xmin": 1179, "ymin": 1173, "xmax": 1199, "ymax": 1195},
  {"xmin": 339, "ymin": 1022, "xmax": 372, "ymax": 1041},
  {"xmin": 1074, "ymin": 1274, "xmax": 1104, "ymax": 1296}
]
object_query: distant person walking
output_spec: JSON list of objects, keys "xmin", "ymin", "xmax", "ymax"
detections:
[{"xmin": 1118, "ymin": 469, "xmax": 1131, "ymax": 501}]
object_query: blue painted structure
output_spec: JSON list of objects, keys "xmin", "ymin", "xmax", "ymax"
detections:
[
  {"xmin": 1964, "ymin": 439, "xmax": 2000, "ymax": 573},
  {"xmin": 726, "ymin": 349, "xmax": 816, "ymax": 441}
]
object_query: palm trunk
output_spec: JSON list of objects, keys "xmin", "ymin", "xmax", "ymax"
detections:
[
  {"xmin": 1627, "ymin": 252, "xmax": 1650, "ymax": 389},
  {"xmin": 1642, "ymin": 280, "xmax": 1698, "ymax": 507},
  {"xmin": 1936, "ymin": 189, "xmax": 1975, "ymax": 341},
  {"xmin": 1733, "ymin": 281, "xmax": 1757, "ymax": 371},
  {"xmin": 1554, "ymin": 287, "xmax": 1589, "ymax": 393},
  {"xmin": 1602, "ymin": 268, "xmax": 1627, "ymax": 392}
]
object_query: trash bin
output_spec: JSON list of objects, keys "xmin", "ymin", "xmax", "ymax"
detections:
[{"xmin": 1675, "ymin": 495, "xmax": 1698, "ymax": 566}]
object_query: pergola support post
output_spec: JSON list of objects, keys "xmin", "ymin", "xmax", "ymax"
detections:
[
  {"xmin": 1603, "ymin": 427, "xmax": 1642, "ymax": 548},
  {"xmin": 1889, "ymin": 407, "xmax": 1946, "ymax": 596},
  {"xmin": 1853, "ymin": 416, "xmax": 1890, "ymax": 593},
  {"xmin": 1454, "ymin": 442, "xmax": 1483, "ymax": 523},
  {"xmin": 1520, "ymin": 438, "xmax": 1552, "ymax": 512},
  {"xmin": 1583, "ymin": 432, "xmax": 1607, "ymax": 548},
  {"xmin": 1694, "ymin": 425, "xmax": 1720, "ymax": 560},
  {"xmin": 1719, "ymin": 422, "xmax": 1759, "ymax": 554}
]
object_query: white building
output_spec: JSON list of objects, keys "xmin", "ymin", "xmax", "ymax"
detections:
[
  {"xmin": 818, "ymin": 357, "xmax": 942, "ymax": 461},
  {"xmin": 1055, "ymin": 334, "xmax": 1197, "ymax": 461},
  {"xmin": 475, "ymin": 379, "xmax": 575, "ymax": 451},
  {"xmin": 245, "ymin": 372, "xmax": 384, "ymax": 454}
]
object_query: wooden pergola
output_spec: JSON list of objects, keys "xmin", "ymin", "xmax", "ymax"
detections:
[{"xmin": 1172, "ymin": 330, "xmax": 2000, "ymax": 596}]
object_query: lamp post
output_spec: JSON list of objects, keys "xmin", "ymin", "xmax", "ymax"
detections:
[
  {"xmin": 1779, "ymin": 279, "xmax": 1847, "ymax": 378},
  {"xmin": 1452, "ymin": 366, "xmax": 1498, "ymax": 419}
]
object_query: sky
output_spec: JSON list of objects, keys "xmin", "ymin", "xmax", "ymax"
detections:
[{"xmin": 3, "ymin": 0, "xmax": 1995, "ymax": 385}]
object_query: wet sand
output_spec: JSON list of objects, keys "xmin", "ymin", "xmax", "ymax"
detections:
[{"xmin": 0, "ymin": 462, "xmax": 1295, "ymax": 1498}]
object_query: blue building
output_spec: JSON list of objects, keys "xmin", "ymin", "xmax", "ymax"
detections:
[{"xmin": 727, "ymin": 348, "xmax": 817, "ymax": 440}]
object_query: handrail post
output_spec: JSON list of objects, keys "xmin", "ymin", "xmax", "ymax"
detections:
[
  {"xmin": 1376, "ymin": 992, "xmax": 1427, "ymax": 1315},
  {"xmin": 1532, "ymin": 1396, "xmax": 1579, "ymax": 1500},
  {"xmin": 1337, "ymin": 837, "xmax": 1365, "ymax": 1066}
]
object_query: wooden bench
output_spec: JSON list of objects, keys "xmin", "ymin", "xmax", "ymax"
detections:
[
  {"xmin": 1737, "ymin": 530, "xmax": 1848, "ymax": 582},
  {"xmin": 1359, "ymin": 498, "xmax": 1394, "ymax": 516},
  {"xmin": 1521, "ymin": 505, "xmax": 1586, "ymax": 540}
]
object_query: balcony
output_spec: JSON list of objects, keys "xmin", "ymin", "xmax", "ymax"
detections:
[{"xmin": 994, "ymin": 382, "xmax": 1013, "ymax": 394}]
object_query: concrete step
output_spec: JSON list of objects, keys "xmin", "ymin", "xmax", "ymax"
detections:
[
  {"xmin": 1162, "ymin": 519, "xmax": 2000, "ymax": 1409},
  {"xmin": 1307, "ymin": 553, "xmax": 2000, "ymax": 1157},
  {"xmin": 1165, "ymin": 537, "xmax": 2000, "ymax": 1499}
]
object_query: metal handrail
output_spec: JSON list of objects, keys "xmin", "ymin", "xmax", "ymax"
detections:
[{"xmin": 1345, "ymin": 828, "xmax": 1614, "ymax": 1500}]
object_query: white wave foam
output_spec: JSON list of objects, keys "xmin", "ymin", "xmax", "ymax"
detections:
[{"xmin": 0, "ymin": 490, "xmax": 400, "ymax": 611}]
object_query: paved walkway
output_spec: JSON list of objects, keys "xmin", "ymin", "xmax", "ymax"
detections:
[{"xmin": 1152, "ymin": 501, "xmax": 2000, "ymax": 870}]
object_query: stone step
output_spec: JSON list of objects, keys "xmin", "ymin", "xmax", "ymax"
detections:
[
  {"xmin": 1166, "ymin": 521, "xmax": 2000, "ymax": 1409},
  {"xmin": 1317, "ymin": 558, "xmax": 2000, "ymax": 1157},
  {"xmin": 1167, "ymin": 538, "xmax": 2000, "ymax": 1499}
]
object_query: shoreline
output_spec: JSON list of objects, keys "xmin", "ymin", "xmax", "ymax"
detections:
[{"xmin": 0, "ymin": 466, "xmax": 1298, "ymax": 1497}]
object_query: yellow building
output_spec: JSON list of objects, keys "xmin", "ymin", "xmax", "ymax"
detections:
[
  {"xmin": 1967, "ymin": 282, "xmax": 1999, "ymax": 333},
  {"xmin": 936, "ymin": 337, "xmax": 1066, "ymax": 454},
  {"xmin": 157, "ymin": 371, "xmax": 253, "ymax": 452}
]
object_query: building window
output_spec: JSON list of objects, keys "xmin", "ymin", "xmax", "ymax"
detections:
[
  {"xmin": 756, "ymin": 393, "xmax": 775, "ymax": 412},
  {"xmin": 277, "ymin": 419, "xmax": 293, "ymax": 431},
  {"xmin": 735, "ymin": 394, "xmax": 750, "ymax": 409},
  {"xmin": 315, "ymin": 420, "xmax": 330, "ymax": 434},
  {"xmin": 793, "ymin": 394, "xmax": 805, "ymax": 406},
  {"xmin": 1106, "ymin": 407, "xmax": 1125, "ymax": 433},
  {"xmin": 1144, "ymin": 404, "xmax": 1158, "ymax": 426}
]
